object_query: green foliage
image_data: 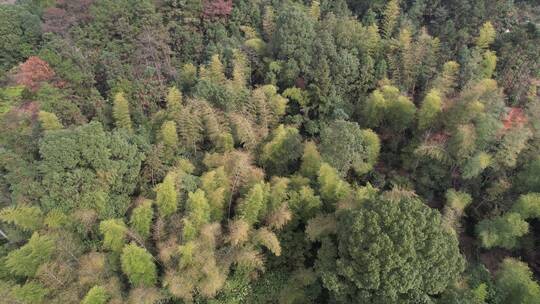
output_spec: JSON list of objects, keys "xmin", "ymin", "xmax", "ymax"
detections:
[
  {"xmin": 299, "ymin": 141, "xmax": 322, "ymax": 179},
  {"xmin": 237, "ymin": 182, "xmax": 268, "ymax": 225},
  {"xmin": 10, "ymin": 281, "xmax": 49, "ymax": 304},
  {"xmin": 201, "ymin": 167, "xmax": 229, "ymax": 221},
  {"xmin": 38, "ymin": 111, "xmax": 62, "ymax": 131},
  {"xmin": 155, "ymin": 173, "xmax": 178, "ymax": 217},
  {"xmin": 476, "ymin": 213, "xmax": 528, "ymax": 249},
  {"xmin": 381, "ymin": 0, "xmax": 400, "ymax": 38},
  {"xmin": 462, "ymin": 152, "xmax": 492, "ymax": 179},
  {"xmin": 476, "ymin": 22, "xmax": 496, "ymax": 49},
  {"xmin": 113, "ymin": 92, "xmax": 133, "ymax": 132},
  {"xmin": 38, "ymin": 122, "xmax": 143, "ymax": 216},
  {"xmin": 495, "ymin": 258, "xmax": 540, "ymax": 304},
  {"xmin": 99, "ymin": 219, "xmax": 127, "ymax": 252},
  {"xmin": 0, "ymin": 205, "xmax": 43, "ymax": 231},
  {"xmin": 160, "ymin": 120, "xmax": 178, "ymax": 149},
  {"xmin": 130, "ymin": 200, "xmax": 153, "ymax": 239},
  {"xmin": 121, "ymin": 243, "xmax": 157, "ymax": 287},
  {"xmin": 511, "ymin": 193, "xmax": 540, "ymax": 219},
  {"xmin": 5, "ymin": 232, "xmax": 54, "ymax": 277},
  {"xmin": 82, "ymin": 286, "xmax": 109, "ymax": 304},
  {"xmin": 0, "ymin": 1, "xmax": 538, "ymax": 302},
  {"xmin": 418, "ymin": 90, "xmax": 442, "ymax": 130},
  {"xmin": 320, "ymin": 120, "xmax": 380, "ymax": 176},
  {"xmin": 260, "ymin": 125, "xmax": 303, "ymax": 175},
  {"xmin": 166, "ymin": 86, "xmax": 182, "ymax": 118},
  {"xmin": 316, "ymin": 192, "xmax": 464, "ymax": 303},
  {"xmin": 0, "ymin": 5, "xmax": 41, "ymax": 72},
  {"xmin": 183, "ymin": 189, "xmax": 211, "ymax": 241},
  {"xmin": 317, "ymin": 163, "xmax": 351, "ymax": 206}
]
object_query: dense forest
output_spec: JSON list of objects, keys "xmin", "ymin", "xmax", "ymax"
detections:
[{"xmin": 0, "ymin": 0, "xmax": 539, "ymax": 303}]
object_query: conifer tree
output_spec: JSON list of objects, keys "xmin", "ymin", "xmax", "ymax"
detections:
[
  {"xmin": 113, "ymin": 92, "xmax": 133, "ymax": 132},
  {"xmin": 155, "ymin": 173, "xmax": 178, "ymax": 217},
  {"xmin": 121, "ymin": 243, "xmax": 157, "ymax": 287}
]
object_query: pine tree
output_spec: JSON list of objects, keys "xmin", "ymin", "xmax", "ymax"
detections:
[
  {"xmin": 38, "ymin": 111, "xmax": 62, "ymax": 130},
  {"xmin": 99, "ymin": 219, "xmax": 127, "ymax": 252},
  {"xmin": 130, "ymin": 199, "xmax": 153, "ymax": 239},
  {"xmin": 113, "ymin": 92, "xmax": 133, "ymax": 132},
  {"xmin": 155, "ymin": 173, "xmax": 178, "ymax": 217},
  {"xmin": 121, "ymin": 243, "xmax": 157, "ymax": 287}
]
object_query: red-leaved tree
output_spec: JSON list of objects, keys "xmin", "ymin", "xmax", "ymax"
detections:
[
  {"xmin": 203, "ymin": 0, "xmax": 233, "ymax": 20},
  {"xmin": 12, "ymin": 56, "xmax": 56, "ymax": 92}
]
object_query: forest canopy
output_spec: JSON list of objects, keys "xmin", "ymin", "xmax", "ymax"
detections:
[{"xmin": 0, "ymin": 0, "xmax": 539, "ymax": 304}]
